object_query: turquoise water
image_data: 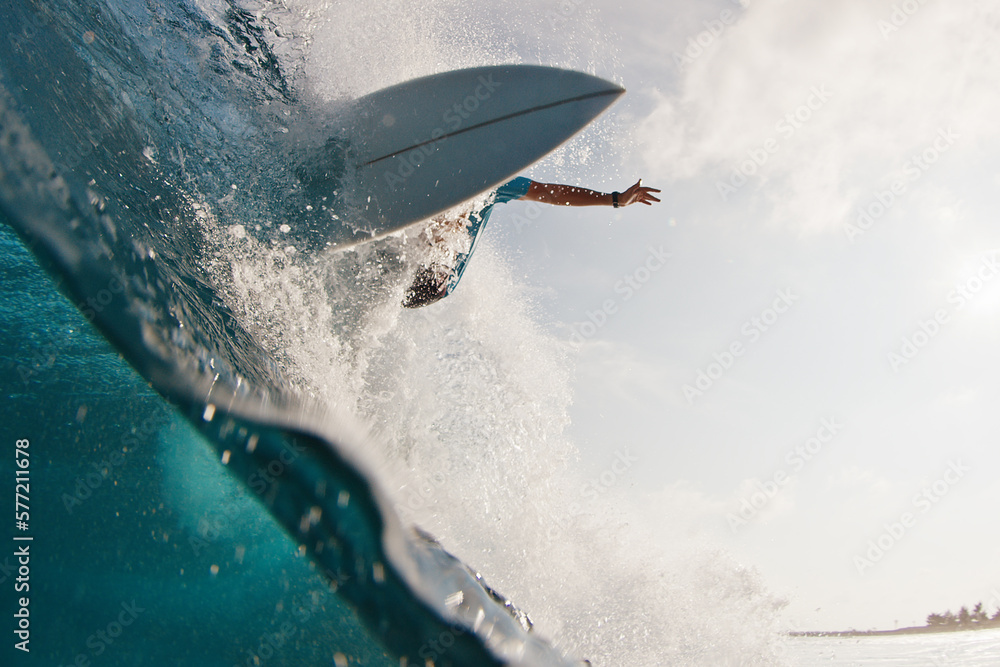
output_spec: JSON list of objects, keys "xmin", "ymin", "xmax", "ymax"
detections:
[
  {"xmin": 0, "ymin": 0, "xmax": 567, "ymax": 664},
  {"xmin": 1, "ymin": 221, "xmax": 392, "ymax": 665}
]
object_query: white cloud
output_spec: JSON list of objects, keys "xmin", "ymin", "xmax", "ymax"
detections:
[
  {"xmin": 642, "ymin": 474, "xmax": 801, "ymax": 540},
  {"xmin": 826, "ymin": 465, "xmax": 894, "ymax": 499},
  {"xmin": 571, "ymin": 337, "xmax": 685, "ymax": 405},
  {"xmin": 645, "ymin": 479, "xmax": 731, "ymax": 536},
  {"xmin": 638, "ymin": 0, "xmax": 1000, "ymax": 233},
  {"xmin": 733, "ymin": 475, "xmax": 798, "ymax": 523}
]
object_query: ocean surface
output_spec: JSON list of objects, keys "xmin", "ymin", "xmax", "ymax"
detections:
[
  {"xmin": 9, "ymin": 1, "xmax": 986, "ymax": 666},
  {"xmin": 783, "ymin": 628, "xmax": 1000, "ymax": 666}
]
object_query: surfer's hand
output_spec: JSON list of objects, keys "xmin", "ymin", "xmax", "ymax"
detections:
[{"xmin": 620, "ymin": 180, "xmax": 661, "ymax": 206}]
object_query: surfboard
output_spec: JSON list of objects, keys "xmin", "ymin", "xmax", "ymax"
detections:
[{"xmin": 339, "ymin": 64, "xmax": 624, "ymax": 244}]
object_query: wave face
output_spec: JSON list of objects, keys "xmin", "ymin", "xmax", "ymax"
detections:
[{"xmin": 1, "ymin": 0, "xmax": 785, "ymax": 665}]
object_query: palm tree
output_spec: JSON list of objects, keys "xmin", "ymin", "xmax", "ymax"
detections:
[{"xmin": 926, "ymin": 613, "xmax": 946, "ymax": 626}]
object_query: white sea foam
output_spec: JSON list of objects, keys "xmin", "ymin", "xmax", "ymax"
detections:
[
  {"xmin": 201, "ymin": 1, "xmax": 789, "ymax": 663},
  {"xmin": 203, "ymin": 215, "xmax": 784, "ymax": 665}
]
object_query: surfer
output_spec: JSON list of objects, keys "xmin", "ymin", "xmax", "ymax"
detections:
[{"xmin": 402, "ymin": 177, "xmax": 661, "ymax": 308}]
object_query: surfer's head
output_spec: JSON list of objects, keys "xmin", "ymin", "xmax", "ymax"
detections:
[{"xmin": 402, "ymin": 264, "xmax": 450, "ymax": 308}]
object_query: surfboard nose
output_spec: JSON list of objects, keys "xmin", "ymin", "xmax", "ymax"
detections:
[{"xmin": 338, "ymin": 65, "xmax": 627, "ymax": 243}]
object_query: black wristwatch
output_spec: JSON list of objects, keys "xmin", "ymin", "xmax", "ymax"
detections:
[{"xmin": 612, "ymin": 191, "xmax": 620, "ymax": 208}]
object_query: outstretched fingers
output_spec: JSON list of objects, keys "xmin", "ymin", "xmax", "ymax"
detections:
[{"xmin": 623, "ymin": 179, "xmax": 662, "ymax": 206}]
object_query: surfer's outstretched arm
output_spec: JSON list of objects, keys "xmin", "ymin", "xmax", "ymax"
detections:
[{"xmin": 522, "ymin": 179, "xmax": 661, "ymax": 207}]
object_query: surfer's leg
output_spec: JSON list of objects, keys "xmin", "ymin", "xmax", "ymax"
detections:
[{"xmin": 426, "ymin": 209, "xmax": 472, "ymax": 244}]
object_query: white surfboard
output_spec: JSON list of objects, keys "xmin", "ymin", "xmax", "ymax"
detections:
[{"xmin": 339, "ymin": 64, "xmax": 624, "ymax": 243}]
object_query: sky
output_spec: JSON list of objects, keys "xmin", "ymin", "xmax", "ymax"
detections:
[
  {"xmin": 295, "ymin": 0, "xmax": 1000, "ymax": 634},
  {"xmin": 473, "ymin": 0, "xmax": 1000, "ymax": 632},
  {"xmin": 8, "ymin": 0, "xmax": 1000, "ymax": 656}
]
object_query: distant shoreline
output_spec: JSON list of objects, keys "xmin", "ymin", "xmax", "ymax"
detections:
[{"xmin": 791, "ymin": 619, "xmax": 1000, "ymax": 638}]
